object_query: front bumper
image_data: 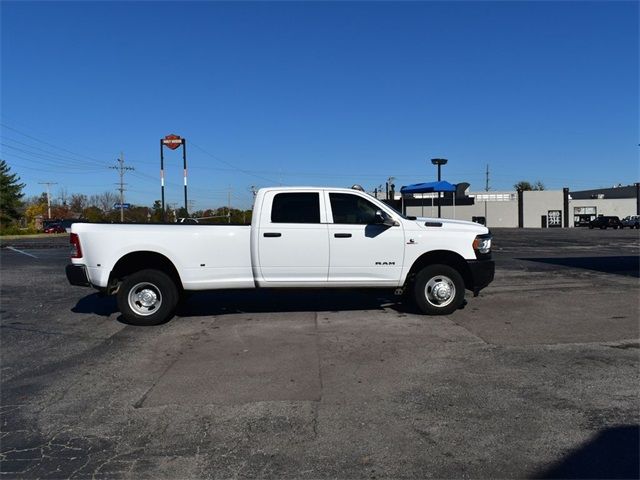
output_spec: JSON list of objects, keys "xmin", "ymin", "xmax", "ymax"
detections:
[
  {"xmin": 66, "ymin": 264, "xmax": 91, "ymax": 287},
  {"xmin": 467, "ymin": 260, "xmax": 495, "ymax": 296}
]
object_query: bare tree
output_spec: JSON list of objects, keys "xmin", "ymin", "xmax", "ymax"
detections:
[
  {"xmin": 57, "ymin": 187, "xmax": 69, "ymax": 206},
  {"xmin": 70, "ymin": 194, "xmax": 88, "ymax": 214},
  {"xmin": 88, "ymin": 194, "xmax": 101, "ymax": 208},
  {"xmin": 98, "ymin": 191, "xmax": 117, "ymax": 213}
]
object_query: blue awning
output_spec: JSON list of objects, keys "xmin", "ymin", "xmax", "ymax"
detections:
[{"xmin": 400, "ymin": 181, "xmax": 457, "ymax": 194}]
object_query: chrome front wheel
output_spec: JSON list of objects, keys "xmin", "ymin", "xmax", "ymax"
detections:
[
  {"xmin": 414, "ymin": 264, "xmax": 465, "ymax": 315},
  {"xmin": 424, "ymin": 275, "xmax": 456, "ymax": 308}
]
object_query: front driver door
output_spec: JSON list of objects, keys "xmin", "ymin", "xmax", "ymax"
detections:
[{"xmin": 326, "ymin": 192, "xmax": 404, "ymax": 285}]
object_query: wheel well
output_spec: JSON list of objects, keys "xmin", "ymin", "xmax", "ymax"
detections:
[
  {"xmin": 108, "ymin": 251, "xmax": 182, "ymax": 293},
  {"xmin": 405, "ymin": 250, "xmax": 473, "ymax": 291}
]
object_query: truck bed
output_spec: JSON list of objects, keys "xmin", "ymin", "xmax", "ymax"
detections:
[{"xmin": 72, "ymin": 223, "xmax": 254, "ymax": 290}]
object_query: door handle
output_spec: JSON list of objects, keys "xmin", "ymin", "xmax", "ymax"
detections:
[
  {"xmin": 263, "ymin": 232, "xmax": 282, "ymax": 237},
  {"xmin": 334, "ymin": 233, "xmax": 352, "ymax": 238}
]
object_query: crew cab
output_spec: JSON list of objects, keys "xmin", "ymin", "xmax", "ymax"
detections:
[{"xmin": 66, "ymin": 187, "xmax": 494, "ymax": 325}]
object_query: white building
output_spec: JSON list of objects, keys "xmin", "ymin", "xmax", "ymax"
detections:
[{"xmin": 396, "ymin": 183, "xmax": 639, "ymax": 228}]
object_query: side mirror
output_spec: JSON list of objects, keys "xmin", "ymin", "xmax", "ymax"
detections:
[{"xmin": 375, "ymin": 210, "xmax": 397, "ymax": 227}]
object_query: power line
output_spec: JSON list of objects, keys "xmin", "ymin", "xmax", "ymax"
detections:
[
  {"xmin": 0, "ymin": 123, "xmax": 107, "ymax": 166},
  {"xmin": 1, "ymin": 143, "xmax": 107, "ymax": 171},
  {"xmin": 189, "ymin": 141, "xmax": 279, "ymax": 184},
  {"xmin": 3, "ymin": 156, "xmax": 105, "ymax": 174},
  {"xmin": 1, "ymin": 137, "xmax": 109, "ymax": 168}
]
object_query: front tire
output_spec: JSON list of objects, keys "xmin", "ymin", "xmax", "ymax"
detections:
[
  {"xmin": 117, "ymin": 269, "xmax": 179, "ymax": 326},
  {"xmin": 413, "ymin": 264, "xmax": 465, "ymax": 315}
]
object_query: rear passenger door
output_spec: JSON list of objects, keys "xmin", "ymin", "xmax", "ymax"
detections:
[{"xmin": 258, "ymin": 191, "xmax": 329, "ymax": 283}]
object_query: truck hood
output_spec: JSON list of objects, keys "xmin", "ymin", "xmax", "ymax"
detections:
[{"xmin": 411, "ymin": 217, "xmax": 489, "ymax": 234}]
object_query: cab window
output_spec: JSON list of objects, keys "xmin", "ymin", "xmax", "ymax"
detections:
[
  {"xmin": 329, "ymin": 193, "xmax": 378, "ymax": 224},
  {"xmin": 271, "ymin": 193, "xmax": 320, "ymax": 223}
]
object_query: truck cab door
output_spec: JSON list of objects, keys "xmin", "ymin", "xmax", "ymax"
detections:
[
  {"xmin": 325, "ymin": 192, "xmax": 405, "ymax": 285},
  {"xmin": 257, "ymin": 191, "xmax": 329, "ymax": 283}
]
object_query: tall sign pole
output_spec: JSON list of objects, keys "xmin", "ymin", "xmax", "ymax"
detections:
[
  {"xmin": 160, "ymin": 139, "xmax": 165, "ymax": 221},
  {"xmin": 182, "ymin": 138, "xmax": 188, "ymax": 214},
  {"xmin": 160, "ymin": 134, "xmax": 187, "ymax": 221}
]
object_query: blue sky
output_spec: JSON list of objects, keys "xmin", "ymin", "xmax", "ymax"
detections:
[{"xmin": 2, "ymin": 1, "xmax": 638, "ymax": 210}]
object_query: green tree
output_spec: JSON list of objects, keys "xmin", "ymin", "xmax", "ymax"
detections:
[
  {"xmin": 25, "ymin": 202, "xmax": 47, "ymax": 228},
  {"xmin": 176, "ymin": 207, "xmax": 189, "ymax": 220},
  {"xmin": 0, "ymin": 160, "xmax": 25, "ymax": 226},
  {"xmin": 514, "ymin": 180, "xmax": 545, "ymax": 191},
  {"xmin": 82, "ymin": 206, "xmax": 104, "ymax": 222},
  {"xmin": 150, "ymin": 200, "xmax": 164, "ymax": 222},
  {"xmin": 532, "ymin": 180, "xmax": 545, "ymax": 191},
  {"xmin": 126, "ymin": 206, "xmax": 151, "ymax": 223}
]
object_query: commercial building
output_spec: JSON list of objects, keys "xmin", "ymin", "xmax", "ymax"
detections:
[{"xmin": 396, "ymin": 183, "xmax": 640, "ymax": 228}]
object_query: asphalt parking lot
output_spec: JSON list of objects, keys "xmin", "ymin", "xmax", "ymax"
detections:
[{"xmin": 1, "ymin": 228, "xmax": 639, "ymax": 479}]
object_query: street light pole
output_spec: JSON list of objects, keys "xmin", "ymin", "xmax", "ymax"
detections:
[{"xmin": 430, "ymin": 158, "xmax": 448, "ymax": 218}]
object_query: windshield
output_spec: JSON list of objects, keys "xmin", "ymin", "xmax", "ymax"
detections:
[
  {"xmin": 361, "ymin": 190, "xmax": 409, "ymax": 219},
  {"xmin": 381, "ymin": 202, "xmax": 409, "ymax": 220}
]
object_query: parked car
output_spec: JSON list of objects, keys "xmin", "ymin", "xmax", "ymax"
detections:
[
  {"xmin": 621, "ymin": 215, "xmax": 640, "ymax": 229},
  {"xmin": 588, "ymin": 216, "xmax": 623, "ymax": 229},
  {"xmin": 44, "ymin": 223, "xmax": 66, "ymax": 234},
  {"xmin": 66, "ymin": 186, "xmax": 495, "ymax": 325}
]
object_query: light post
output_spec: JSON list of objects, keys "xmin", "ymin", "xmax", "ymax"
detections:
[{"xmin": 431, "ymin": 158, "xmax": 448, "ymax": 218}]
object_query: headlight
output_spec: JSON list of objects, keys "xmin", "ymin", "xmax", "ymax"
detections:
[{"xmin": 473, "ymin": 234, "xmax": 492, "ymax": 255}]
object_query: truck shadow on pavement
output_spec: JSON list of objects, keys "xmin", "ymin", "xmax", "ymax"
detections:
[
  {"xmin": 70, "ymin": 289, "xmax": 428, "ymax": 319},
  {"xmin": 519, "ymin": 256, "xmax": 639, "ymax": 278},
  {"xmin": 533, "ymin": 424, "xmax": 639, "ymax": 479},
  {"xmin": 71, "ymin": 293, "xmax": 117, "ymax": 316},
  {"xmin": 176, "ymin": 289, "xmax": 407, "ymax": 317}
]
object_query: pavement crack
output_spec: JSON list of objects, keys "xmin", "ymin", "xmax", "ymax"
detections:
[{"xmin": 132, "ymin": 353, "xmax": 182, "ymax": 409}]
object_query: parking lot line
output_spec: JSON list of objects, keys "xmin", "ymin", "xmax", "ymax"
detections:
[{"xmin": 5, "ymin": 246, "xmax": 38, "ymax": 258}]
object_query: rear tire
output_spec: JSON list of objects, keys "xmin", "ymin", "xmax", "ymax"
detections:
[
  {"xmin": 413, "ymin": 264, "xmax": 465, "ymax": 315},
  {"xmin": 117, "ymin": 269, "xmax": 179, "ymax": 326}
]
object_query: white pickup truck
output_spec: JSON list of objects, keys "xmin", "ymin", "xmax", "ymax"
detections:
[{"xmin": 66, "ymin": 186, "xmax": 494, "ymax": 325}]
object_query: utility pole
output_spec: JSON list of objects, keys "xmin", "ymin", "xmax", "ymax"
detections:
[
  {"xmin": 110, "ymin": 152, "xmax": 134, "ymax": 222},
  {"xmin": 484, "ymin": 164, "xmax": 489, "ymax": 225},
  {"xmin": 485, "ymin": 164, "xmax": 490, "ymax": 192},
  {"xmin": 227, "ymin": 188, "xmax": 232, "ymax": 224},
  {"xmin": 38, "ymin": 182, "xmax": 58, "ymax": 219},
  {"xmin": 385, "ymin": 177, "xmax": 396, "ymax": 201},
  {"xmin": 430, "ymin": 159, "xmax": 448, "ymax": 218}
]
